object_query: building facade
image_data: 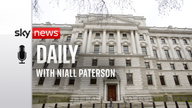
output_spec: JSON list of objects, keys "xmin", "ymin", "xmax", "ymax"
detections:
[{"xmin": 32, "ymin": 14, "xmax": 192, "ymax": 101}]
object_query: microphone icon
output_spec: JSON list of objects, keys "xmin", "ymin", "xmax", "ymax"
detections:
[{"xmin": 18, "ymin": 45, "xmax": 27, "ymax": 64}]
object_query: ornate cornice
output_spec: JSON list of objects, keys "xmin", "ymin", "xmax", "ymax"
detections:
[
  {"xmin": 185, "ymin": 46, "xmax": 192, "ymax": 50},
  {"xmin": 107, "ymin": 40, "xmax": 116, "ymax": 45},
  {"xmin": 162, "ymin": 46, "xmax": 169, "ymax": 50},
  {"xmin": 140, "ymin": 42, "xmax": 148, "ymax": 46},
  {"xmin": 74, "ymin": 40, "xmax": 83, "ymax": 45},
  {"xmin": 121, "ymin": 41, "xmax": 130, "ymax": 46},
  {"xmin": 92, "ymin": 40, "xmax": 102, "ymax": 45},
  {"xmin": 174, "ymin": 46, "xmax": 181, "ymax": 50}
]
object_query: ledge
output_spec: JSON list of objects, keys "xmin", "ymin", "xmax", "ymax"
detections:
[
  {"xmin": 94, "ymin": 37, "xmax": 101, "ymax": 39},
  {"xmin": 108, "ymin": 38, "xmax": 115, "ymax": 39},
  {"xmin": 122, "ymin": 38, "xmax": 129, "ymax": 40},
  {"xmin": 161, "ymin": 43, "xmax": 167, "ymax": 45},
  {"xmin": 76, "ymin": 37, "xmax": 83, "ymax": 39},
  {"xmin": 52, "ymin": 40, "xmax": 59, "ymax": 42},
  {"xmin": 139, "ymin": 39, "xmax": 145, "ymax": 41}
]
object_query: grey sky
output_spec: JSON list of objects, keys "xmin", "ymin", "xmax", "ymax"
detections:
[{"xmin": 33, "ymin": 0, "xmax": 192, "ymax": 28}]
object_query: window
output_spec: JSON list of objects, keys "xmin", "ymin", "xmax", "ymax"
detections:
[
  {"xmin": 157, "ymin": 64, "xmax": 162, "ymax": 70},
  {"xmin": 35, "ymin": 52, "xmax": 37, "ymax": 57},
  {"xmin": 176, "ymin": 50, "xmax": 182, "ymax": 58},
  {"xmin": 90, "ymin": 73, "xmax": 97, "ymax": 84},
  {"xmin": 140, "ymin": 35, "xmax": 144, "ymax": 40},
  {"xmin": 38, "ymin": 76, "xmax": 45, "ymax": 85},
  {"xmin": 54, "ymin": 75, "xmax": 61, "ymax": 85},
  {"xmin": 126, "ymin": 60, "xmax": 131, "ymax": 66},
  {"xmin": 76, "ymin": 46, "xmax": 81, "ymax": 54},
  {"xmin": 66, "ymin": 36, "xmax": 71, "ymax": 41},
  {"xmin": 32, "ymin": 61, "xmax": 35, "ymax": 66},
  {"xmin": 150, "ymin": 38, "xmax": 154, "ymax": 43},
  {"xmin": 41, "ymin": 39, "xmax": 45, "ymax": 41},
  {"xmin": 95, "ymin": 33, "xmax": 100, "ymax": 38},
  {"xmin": 78, "ymin": 33, "xmax": 82, "ymax": 38},
  {"xmin": 54, "ymin": 39, "xmax": 58, "ymax": 41},
  {"xmin": 58, "ymin": 63, "xmax": 63, "ymax": 69},
  {"xmin": 123, "ymin": 34, "xmax": 127, "ymax": 38},
  {"xmin": 126, "ymin": 73, "xmax": 133, "ymax": 84},
  {"xmin": 141, "ymin": 47, "xmax": 147, "ymax": 55},
  {"xmin": 69, "ymin": 76, "xmax": 75, "ymax": 85},
  {"xmin": 109, "ymin": 33, "xmax": 113, "ymax": 38},
  {"xmin": 188, "ymin": 50, "xmax": 192, "ymax": 58},
  {"xmin": 43, "ymin": 62, "xmax": 49, "ymax": 69},
  {"xmin": 173, "ymin": 75, "xmax": 180, "ymax": 85},
  {"xmin": 109, "ymin": 60, "xmax": 114, "ymax": 66},
  {"xmin": 109, "ymin": 46, "xmax": 114, "ymax": 53},
  {"xmin": 159, "ymin": 76, "xmax": 166, "ymax": 85},
  {"xmin": 40, "ymin": 48, "xmax": 43, "ymax": 56},
  {"xmin": 72, "ymin": 61, "xmax": 77, "ymax": 68},
  {"xmin": 123, "ymin": 46, "xmax": 129, "ymax": 54},
  {"xmin": 153, "ymin": 50, "xmax": 158, "ymax": 58},
  {"xmin": 172, "ymin": 39, "xmax": 176, "ymax": 44},
  {"xmin": 66, "ymin": 48, "xmax": 69, "ymax": 55},
  {"xmin": 183, "ymin": 39, "xmax": 188, "ymax": 44},
  {"xmin": 145, "ymin": 62, "xmax": 150, "ymax": 68},
  {"xmin": 161, "ymin": 39, "xmax": 165, "ymax": 43},
  {"xmin": 170, "ymin": 64, "xmax": 175, "ymax": 70},
  {"xmin": 92, "ymin": 59, "xmax": 97, "ymax": 66},
  {"xmin": 187, "ymin": 75, "xmax": 192, "ymax": 85},
  {"xmin": 164, "ymin": 50, "xmax": 170, "ymax": 58},
  {"xmin": 147, "ymin": 75, "xmax": 153, "ymax": 85},
  {"xmin": 183, "ymin": 64, "xmax": 188, "ymax": 70},
  {"xmin": 94, "ymin": 45, "xmax": 99, "ymax": 53}
]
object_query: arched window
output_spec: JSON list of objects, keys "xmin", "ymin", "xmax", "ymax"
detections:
[
  {"xmin": 153, "ymin": 50, "xmax": 158, "ymax": 58},
  {"xmin": 66, "ymin": 36, "xmax": 71, "ymax": 41},
  {"xmin": 176, "ymin": 50, "xmax": 182, "ymax": 58}
]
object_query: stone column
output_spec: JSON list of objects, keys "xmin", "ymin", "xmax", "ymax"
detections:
[
  {"xmin": 145, "ymin": 33, "xmax": 153, "ymax": 57},
  {"xmin": 130, "ymin": 30, "xmax": 136, "ymax": 54},
  {"xmin": 104, "ymin": 83, "xmax": 107, "ymax": 100},
  {"xmin": 167, "ymin": 37, "xmax": 177, "ymax": 59},
  {"xmin": 117, "ymin": 29, "xmax": 121, "ymax": 54},
  {"xmin": 81, "ymin": 29, "xmax": 88, "ymax": 53},
  {"xmin": 135, "ymin": 30, "xmax": 142, "ymax": 54},
  {"xmin": 156, "ymin": 37, "xmax": 164, "ymax": 59},
  {"xmin": 86, "ymin": 29, "xmax": 92, "ymax": 53},
  {"xmin": 70, "ymin": 31, "xmax": 77, "ymax": 46},
  {"xmin": 117, "ymin": 83, "xmax": 120, "ymax": 100},
  {"xmin": 178, "ymin": 37, "xmax": 189, "ymax": 59},
  {"xmin": 102, "ymin": 29, "xmax": 106, "ymax": 54}
]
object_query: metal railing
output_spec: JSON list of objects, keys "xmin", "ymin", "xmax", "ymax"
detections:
[{"xmin": 40, "ymin": 101, "xmax": 191, "ymax": 108}]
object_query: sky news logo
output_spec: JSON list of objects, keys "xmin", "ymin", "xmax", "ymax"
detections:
[{"xmin": 32, "ymin": 28, "xmax": 60, "ymax": 39}]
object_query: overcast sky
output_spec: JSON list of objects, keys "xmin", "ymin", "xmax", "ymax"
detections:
[{"xmin": 33, "ymin": 0, "xmax": 192, "ymax": 28}]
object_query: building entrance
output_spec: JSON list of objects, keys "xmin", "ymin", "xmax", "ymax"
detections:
[{"xmin": 107, "ymin": 85, "xmax": 116, "ymax": 101}]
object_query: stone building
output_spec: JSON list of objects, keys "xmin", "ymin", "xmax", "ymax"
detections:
[{"xmin": 32, "ymin": 14, "xmax": 192, "ymax": 101}]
